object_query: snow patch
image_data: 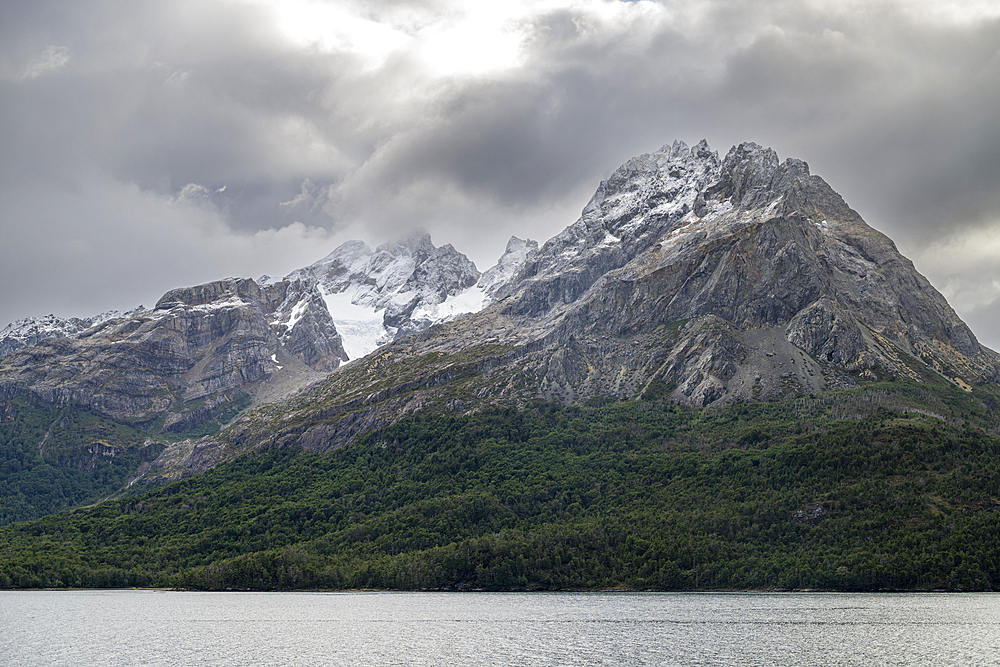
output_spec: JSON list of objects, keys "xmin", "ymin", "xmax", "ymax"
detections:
[
  {"xmin": 187, "ymin": 295, "xmax": 247, "ymax": 313},
  {"xmin": 284, "ymin": 298, "xmax": 310, "ymax": 332},
  {"xmin": 600, "ymin": 231, "xmax": 621, "ymax": 245},
  {"xmin": 320, "ymin": 287, "xmax": 391, "ymax": 361},
  {"xmin": 412, "ymin": 285, "xmax": 486, "ymax": 323}
]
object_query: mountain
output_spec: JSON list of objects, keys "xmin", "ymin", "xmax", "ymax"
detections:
[
  {"xmin": 0, "ymin": 307, "xmax": 145, "ymax": 358},
  {"xmin": 0, "ymin": 277, "xmax": 343, "ymax": 435},
  {"xmin": 3, "ymin": 139, "xmax": 997, "ymax": 474},
  {"xmin": 160, "ymin": 139, "xmax": 999, "ymax": 479},
  {"xmin": 0, "ymin": 232, "xmax": 487, "ymax": 518},
  {"xmin": 487, "ymin": 139, "xmax": 998, "ymax": 404},
  {"xmin": 3, "ymin": 139, "xmax": 1000, "ymax": 591},
  {"xmin": 0, "ymin": 233, "xmax": 485, "ymax": 436},
  {"xmin": 275, "ymin": 231, "xmax": 483, "ymax": 360}
]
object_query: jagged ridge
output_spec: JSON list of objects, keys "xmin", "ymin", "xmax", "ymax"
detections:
[
  {"xmin": 0, "ymin": 307, "xmax": 145, "ymax": 359},
  {"xmin": 277, "ymin": 231, "xmax": 482, "ymax": 360},
  {"xmin": 172, "ymin": 138, "xmax": 1000, "ymax": 476}
]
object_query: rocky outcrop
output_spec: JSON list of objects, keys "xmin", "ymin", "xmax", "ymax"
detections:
[
  {"xmin": 0, "ymin": 307, "xmax": 144, "ymax": 359},
  {"xmin": 0, "ymin": 277, "xmax": 347, "ymax": 433},
  {"xmin": 265, "ymin": 279, "xmax": 348, "ymax": 372},
  {"xmin": 478, "ymin": 236, "xmax": 539, "ymax": 302},
  {"xmin": 280, "ymin": 231, "xmax": 482, "ymax": 358}
]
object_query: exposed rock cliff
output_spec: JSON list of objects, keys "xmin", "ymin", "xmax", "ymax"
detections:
[
  {"xmin": 175, "ymin": 139, "xmax": 1000, "ymax": 475},
  {"xmin": 0, "ymin": 277, "xmax": 347, "ymax": 433},
  {"xmin": 278, "ymin": 231, "xmax": 482, "ymax": 359},
  {"xmin": 478, "ymin": 236, "xmax": 539, "ymax": 302}
]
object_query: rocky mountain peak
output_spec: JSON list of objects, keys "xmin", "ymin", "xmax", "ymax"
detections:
[
  {"xmin": 154, "ymin": 277, "xmax": 262, "ymax": 310},
  {"xmin": 479, "ymin": 236, "xmax": 539, "ymax": 301},
  {"xmin": 0, "ymin": 271, "xmax": 348, "ymax": 435},
  {"xmin": 280, "ymin": 232, "xmax": 482, "ymax": 360},
  {"xmin": 440, "ymin": 139, "xmax": 999, "ymax": 407},
  {"xmin": 0, "ymin": 306, "xmax": 145, "ymax": 359},
  {"xmin": 374, "ymin": 230, "xmax": 436, "ymax": 262},
  {"xmin": 718, "ymin": 141, "xmax": 808, "ymax": 209}
]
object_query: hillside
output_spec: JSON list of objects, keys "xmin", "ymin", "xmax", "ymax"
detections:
[
  {"xmin": 0, "ymin": 236, "xmax": 484, "ymax": 524},
  {"xmin": 142, "ymin": 140, "xmax": 1000, "ymax": 480},
  {"xmin": 1, "ymin": 139, "xmax": 1000, "ymax": 590},
  {"xmin": 2, "ymin": 380, "xmax": 999, "ymax": 591}
]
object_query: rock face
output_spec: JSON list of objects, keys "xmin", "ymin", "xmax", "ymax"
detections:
[
  {"xmin": 0, "ymin": 277, "xmax": 347, "ymax": 433},
  {"xmin": 480, "ymin": 139, "xmax": 999, "ymax": 405},
  {"xmin": 264, "ymin": 279, "xmax": 349, "ymax": 372},
  {"xmin": 0, "ymin": 307, "xmax": 145, "ymax": 359},
  {"xmin": 478, "ymin": 236, "xmax": 539, "ymax": 302},
  {"xmin": 196, "ymin": 139, "xmax": 1000, "ymax": 468},
  {"xmin": 279, "ymin": 231, "xmax": 483, "ymax": 359}
]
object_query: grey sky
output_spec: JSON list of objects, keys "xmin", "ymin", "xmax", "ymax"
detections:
[{"xmin": 2, "ymin": 0, "xmax": 999, "ymax": 348}]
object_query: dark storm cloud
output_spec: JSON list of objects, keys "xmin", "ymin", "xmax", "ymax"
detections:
[{"xmin": 2, "ymin": 0, "xmax": 999, "ymax": 348}]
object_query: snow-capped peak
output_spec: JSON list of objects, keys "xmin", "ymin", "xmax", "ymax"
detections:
[
  {"xmin": 478, "ymin": 236, "xmax": 539, "ymax": 302},
  {"xmin": 0, "ymin": 306, "xmax": 146, "ymax": 359},
  {"xmin": 273, "ymin": 231, "xmax": 482, "ymax": 361}
]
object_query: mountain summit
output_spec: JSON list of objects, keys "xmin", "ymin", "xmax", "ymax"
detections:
[
  {"xmin": 489, "ymin": 139, "xmax": 998, "ymax": 404},
  {"xmin": 2, "ymin": 139, "xmax": 998, "ymax": 483},
  {"xmin": 206, "ymin": 139, "xmax": 999, "ymax": 464},
  {"xmin": 276, "ymin": 231, "xmax": 482, "ymax": 359},
  {"xmin": 428, "ymin": 139, "xmax": 995, "ymax": 407}
]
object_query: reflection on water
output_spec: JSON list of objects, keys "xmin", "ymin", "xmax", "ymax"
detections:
[{"xmin": 2, "ymin": 590, "xmax": 999, "ymax": 666}]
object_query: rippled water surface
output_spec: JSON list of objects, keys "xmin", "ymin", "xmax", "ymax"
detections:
[{"xmin": 3, "ymin": 590, "xmax": 999, "ymax": 666}]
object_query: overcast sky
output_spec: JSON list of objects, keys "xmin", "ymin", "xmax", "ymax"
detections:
[{"xmin": 2, "ymin": 0, "xmax": 999, "ymax": 348}]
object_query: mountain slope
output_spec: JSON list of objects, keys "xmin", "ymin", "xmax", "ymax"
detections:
[
  {"xmin": 2, "ymin": 140, "xmax": 998, "ymax": 502},
  {"xmin": 0, "ymin": 233, "xmax": 489, "ymax": 520},
  {"xmin": 3, "ymin": 139, "xmax": 1000, "ymax": 590},
  {"xmin": 4, "ymin": 397, "xmax": 1000, "ymax": 591},
  {"xmin": 158, "ymin": 139, "xmax": 999, "ymax": 479}
]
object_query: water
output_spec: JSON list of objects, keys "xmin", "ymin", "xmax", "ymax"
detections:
[{"xmin": 2, "ymin": 591, "xmax": 999, "ymax": 666}]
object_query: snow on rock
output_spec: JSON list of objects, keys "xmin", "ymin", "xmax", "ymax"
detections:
[
  {"xmin": 318, "ymin": 288, "xmax": 393, "ymax": 361},
  {"xmin": 0, "ymin": 306, "xmax": 145, "ymax": 359},
  {"xmin": 499, "ymin": 139, "xmax": 733, "ymax": 318},
  {"xmin": 279, "ymin": 231, "xmax": 483, "ymax": 361},
  {"xmin": 478, "ymin": 236, "xmax": 539, "ymax": 303}
]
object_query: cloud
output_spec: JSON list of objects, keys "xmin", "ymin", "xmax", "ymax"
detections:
[
  {"xmin": 20, "ymin": 45, "xmax": 71, "ymax": 80},
  {"xmin": 912, "ymin": 224, "xmax": 1000, "ymax": 317},
  {"xmin": 0, "ymin": 165, "xmax": 342, "ymax": 323}
]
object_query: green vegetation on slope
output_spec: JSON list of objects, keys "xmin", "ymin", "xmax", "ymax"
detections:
[
  {"xmin": 0, "ymin": 400, "xmax": 164, "ymax": 525},
  {"xmin": 2, "ymin": 384, "xmax": 999, "ymax": 591}
]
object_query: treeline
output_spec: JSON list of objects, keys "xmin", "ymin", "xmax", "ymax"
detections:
[{"xmin": 2, "ymin": 392, "xmax": 999, "ymax": 591}]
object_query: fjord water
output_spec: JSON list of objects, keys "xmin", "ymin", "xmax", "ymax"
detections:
[{"xmin": 2, "ymin": 591, "xmax": 998, "ymax": 666}]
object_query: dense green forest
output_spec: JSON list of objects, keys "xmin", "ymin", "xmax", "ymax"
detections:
[
  {"xmin": 0, "ymin": 399, "xmax": 162, "ymax": 525},
  {"xmin": 2, "ymin": 380, "xmax": 999, "ymax": 591}
]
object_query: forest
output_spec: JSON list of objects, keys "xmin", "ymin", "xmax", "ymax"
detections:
[{"xmin": 2, "ymin": 379, "xmax": 999, "ymax": 591}]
